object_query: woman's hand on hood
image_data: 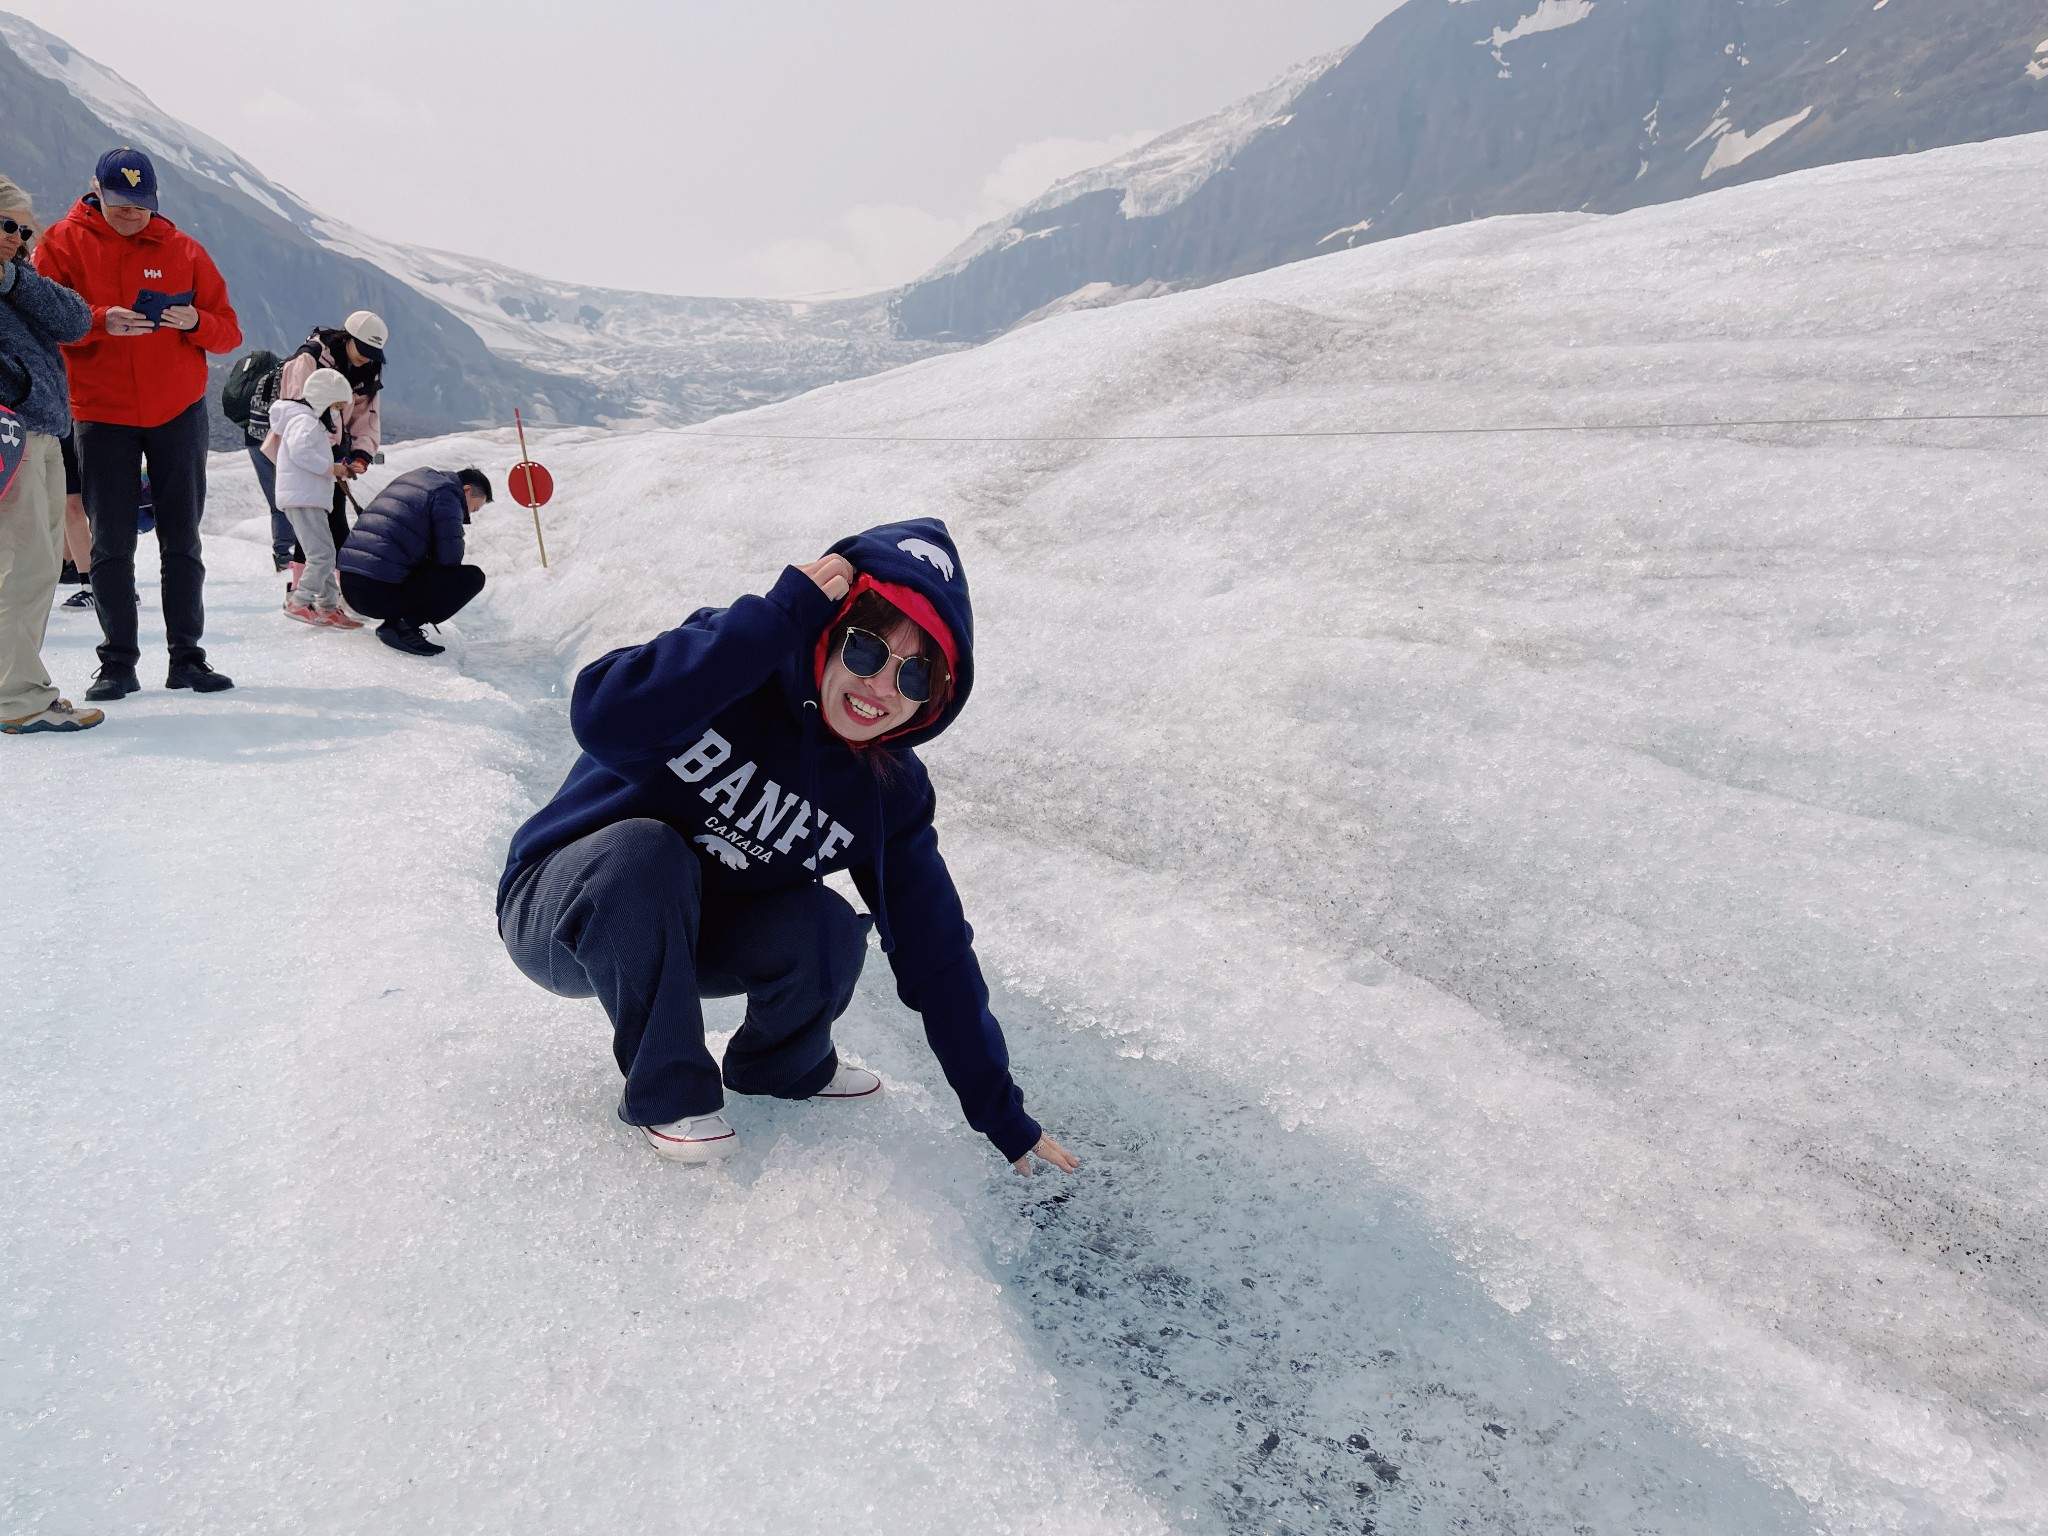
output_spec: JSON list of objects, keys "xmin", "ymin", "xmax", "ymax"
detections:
[
  {"xmin": 798, "ymin": 553, "xmax": 854, "ymax": 602},
  {"xmin": 1013, "ymin": 1132, "xmax": 1082, "ymax": 1177}
]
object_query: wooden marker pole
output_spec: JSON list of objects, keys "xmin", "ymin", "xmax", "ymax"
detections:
[{"xmin": 513, "ymin": 408, "xmax": 550, "ymax": 568}]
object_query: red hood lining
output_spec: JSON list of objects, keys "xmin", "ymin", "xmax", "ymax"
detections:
[{"xmin": 811, "ymin": 573, "xmax": 961, "ymax": 747}]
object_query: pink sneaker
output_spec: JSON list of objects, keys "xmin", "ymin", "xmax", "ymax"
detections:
[
  {"xmin": 283, "ymin": 598, "xmax": 323, "ymax": 626},
  {"xmin": 319, "ymin": 607, "xmax": 364, "ymax": 630},
  {"xmin": 287, "ymin": 560, "xmax": 305, "ymax": 592}
]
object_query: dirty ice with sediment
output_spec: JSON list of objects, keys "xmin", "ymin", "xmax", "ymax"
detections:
[{"xmin": 5, "ymin": 130, "xmax": 2048, "ymax": 1535}]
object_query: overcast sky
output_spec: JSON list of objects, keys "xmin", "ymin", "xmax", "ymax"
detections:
[{"xmin": 10, "ymin": 1, "xmax": 1405, "ymax": 298}]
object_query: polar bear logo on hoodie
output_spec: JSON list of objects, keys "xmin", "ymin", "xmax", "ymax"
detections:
[
  {"xmin": 897, "ymin": 538, "xmax": 955, "ymax": 581},
  {"xmin": 695, "ymin": 834, "xmax": 750, "ymax": 871}
]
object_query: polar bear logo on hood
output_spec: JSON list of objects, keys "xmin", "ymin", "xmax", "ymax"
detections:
[
  {"xmin": 695, "ymin": 834, "xmax": 750, "ymax": 871},
  {"xmin": 897, "ymin": 538, "xmax": 956, "ymax": 581}
]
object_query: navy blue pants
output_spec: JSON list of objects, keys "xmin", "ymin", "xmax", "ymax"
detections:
[
  {"xmin": 245, "ymin": 441, "xmax": 289, "ymax": 562},
  {"xmin": 500, "ymin": 819, "xmax": 871, "ymax": 1125}
]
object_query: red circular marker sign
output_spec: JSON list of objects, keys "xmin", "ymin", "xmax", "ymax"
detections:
[{"xmin": 508, "ymin": 460, "xmax": 555, "ymax": 507}]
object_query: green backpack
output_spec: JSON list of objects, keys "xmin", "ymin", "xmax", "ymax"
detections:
[{"xmin": 220, "ymin": 348, "xmax": 283, "ymax": 432}]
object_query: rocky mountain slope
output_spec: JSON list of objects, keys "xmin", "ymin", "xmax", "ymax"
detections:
[
  {"xmin": 0, "ymin": 11, "xmax": 948, "ymax": 438},
  {"xmin": 896, "ymin": 0, "xmax": 2048, "ymax": 340},
  {"xmin": 0, "ymin": 19, "xmax": 605, "ymax": 441}
]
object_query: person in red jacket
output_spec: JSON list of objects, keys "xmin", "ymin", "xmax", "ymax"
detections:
[{"xmin": 34, "ymin": 148, "xmax": 242, "ymax": 699}]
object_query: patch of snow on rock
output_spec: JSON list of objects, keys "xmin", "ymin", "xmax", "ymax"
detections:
[
  {"xmin": 1701, "ymin": 106, "xmax": 1815, "ymax": 178},
  {"xmin": 1482, "ymin": 0, "xmax": 1597, "ymax": 69}
]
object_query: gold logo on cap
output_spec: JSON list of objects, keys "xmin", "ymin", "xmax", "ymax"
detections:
[{"xmin": 122, "ymin": 168, "xmax": 141, "ymax": 187}]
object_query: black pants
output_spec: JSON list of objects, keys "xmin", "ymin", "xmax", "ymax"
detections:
[
  {"xmin": 75, "ymin": 399, "xmax": 210, "ymax": 669},
  {"xmin": 499, "ymin": 819, "xmax": 871, "ymax": 1124},
  {"xmin": 340, "ymin": 565, "xmax": 486, "ymax": 626}
]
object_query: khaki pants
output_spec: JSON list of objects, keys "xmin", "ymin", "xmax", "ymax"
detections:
[{"xmin": 0, "ymin": 430, "xmax": 67, "ymax": 720}]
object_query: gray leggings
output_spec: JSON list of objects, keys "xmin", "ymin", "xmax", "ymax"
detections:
[{"xmin": 282, "ymin": 504, "xmax": 339, "ymax": 609}]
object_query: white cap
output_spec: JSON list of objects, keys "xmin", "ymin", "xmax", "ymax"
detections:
[
  {"xmin": 301, "ymin": 368, "xmax": 353, "ymax": 415},
  {"xmin": 343, "ymin": 310, "xmax": 388, "ymax": 355}
]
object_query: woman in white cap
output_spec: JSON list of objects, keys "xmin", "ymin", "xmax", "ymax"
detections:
[
  {"xmin": 266, "ymin": 310, "xmax": 387, "ymax": 575},
  {"xmin": 266, "ymin": 367, "xmax": 363, "ymax": 629}
]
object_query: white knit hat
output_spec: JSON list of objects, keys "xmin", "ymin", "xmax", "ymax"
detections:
[
  {"xmin": 343, "ymin": 310, "xmax": 388, "ymax": 356},
  {"xmin": 301, "ymin": 367, "xmax": 353, "ymax": 415}
]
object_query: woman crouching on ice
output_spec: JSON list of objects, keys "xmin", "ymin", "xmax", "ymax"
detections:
[{"xmin": 499, "ymin": 519, "xmax": 1079, "ymax": 1175}]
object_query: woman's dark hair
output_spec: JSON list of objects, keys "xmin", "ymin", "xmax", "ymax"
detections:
[{"xmin": 829, "ymin": 588, "xmax": 955, "ymax": 742}]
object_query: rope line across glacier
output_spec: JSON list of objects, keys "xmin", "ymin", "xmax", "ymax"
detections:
[{"xmin": 672, "ymin": 409, "xmax": 2048, "ymax": 446}]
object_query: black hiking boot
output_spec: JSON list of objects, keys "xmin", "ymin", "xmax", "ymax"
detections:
[
  {"xmin": 166, "ymin": 659, "xmax": 235, "ymax": 693},
  {"xmin": 376, "ymin": 619, "xmax": 445, "ymax": 657},
  {"xmin": 82, "ymin": 663, "xmax": 140, "ymax": 702}
]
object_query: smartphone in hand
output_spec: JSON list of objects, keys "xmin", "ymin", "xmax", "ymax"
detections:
[{"xmin": 132, "ymin": 288, "xmax": 195, "ymax": 327}]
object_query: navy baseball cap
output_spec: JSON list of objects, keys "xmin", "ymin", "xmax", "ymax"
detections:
[{"xmin": 94, "ymin": 147, "xmax": 159, "ymax": 211}]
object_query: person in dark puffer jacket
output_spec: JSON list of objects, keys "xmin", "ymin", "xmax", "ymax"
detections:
[
  {"xmin": 0, "ymin": 172, "xmax": 103, "ymax": 734},
  {"xmin": 337, "ymin": 465, "xmax": 492, "ymax": 656}
]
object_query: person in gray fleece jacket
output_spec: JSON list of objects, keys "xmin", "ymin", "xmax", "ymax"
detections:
[{"xmin": 0, "ymin": 173, "xmax": 100, "ymax": 733}]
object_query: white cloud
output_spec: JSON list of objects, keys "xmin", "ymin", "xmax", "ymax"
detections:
[
  {"xmin": 979, "ymin": 132, "xmax": 1156, "ymax": 208},
  {"xmin": 730, "ymin": 130, "xmax": 1156, "ymax": 297},
  {"xmin": 733, "ymin": 204, "xmax": 974, "ymax": 297}
]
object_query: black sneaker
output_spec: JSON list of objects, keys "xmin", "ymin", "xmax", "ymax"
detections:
[
  {"xmin": 82, "ymin": 664, "xmax": 140, "ymax": 702},
  {"xmin": 376, "ymin": 619, "xmax": 445, "ymax": 657},
  {"xmin": 166, "ymin": 660, "xmax": 235, "ymax": 693},
  {"xmin": 59, "ymin": 587, "xmax": 95, "ymax": 610}
]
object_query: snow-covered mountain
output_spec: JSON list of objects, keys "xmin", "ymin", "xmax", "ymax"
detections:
[
  {"xmin": 307, "ymin": 224, "xmax": 949, "ymax": 426},
  {"xmin": 0, "ymin": 11, "xmax": 950, "ymax": 433},
  {"xmin": 895, "ymin": 0, "xmax": 2048, "ymax": 340}
]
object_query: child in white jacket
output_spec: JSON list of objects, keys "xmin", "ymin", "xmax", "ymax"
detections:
[{"xmin": 268, "ymin": 368, "xmax": 363, "ymax": 628}]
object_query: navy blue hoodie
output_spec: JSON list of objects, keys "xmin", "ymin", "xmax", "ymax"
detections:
[{"xmin": 500, "ymin": 518, "xmax": 1040, "ymax": 1161}]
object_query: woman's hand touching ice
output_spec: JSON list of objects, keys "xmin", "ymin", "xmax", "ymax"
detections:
[{"xmin": 1013, "ymin": 1133, "xmax": 1081, "ymax": 1177}]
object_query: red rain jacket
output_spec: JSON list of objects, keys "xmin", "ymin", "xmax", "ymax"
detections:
[{"xmin": 33, "ymin": 198, "xmax": 242, "ymax": 429}]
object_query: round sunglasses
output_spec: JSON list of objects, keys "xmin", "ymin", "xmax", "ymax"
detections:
[
  {"xmin": 1, "ymin": 218, "xmax": 33, "ymax": 241},
  {"xmin": 838, "ymin": 626, "xmax": 940, "ymax": 704}
]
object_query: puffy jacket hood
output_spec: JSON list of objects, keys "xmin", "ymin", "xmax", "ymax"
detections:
[{"xmin": 816, "ymin": 517, "xmax": 974, "ymax": 752}]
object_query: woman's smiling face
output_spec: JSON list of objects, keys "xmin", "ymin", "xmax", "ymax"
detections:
[{"xmin": 820, "ymin": 617, "xmax": 926, "ymax": 744}]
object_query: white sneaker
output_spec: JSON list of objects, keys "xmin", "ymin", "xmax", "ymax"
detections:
[
  {"xmin": 811, "ymin": 1063, "xmax": 883, "ymax": 1100},
  {"xmin": 622, "ymin": 1105, "xmax": 738, "ymax": 1164}
]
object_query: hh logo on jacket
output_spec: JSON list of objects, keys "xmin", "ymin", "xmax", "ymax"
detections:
[{"xmin": 668, "ymin": 729, "xmax": 855, "ymax": 873}]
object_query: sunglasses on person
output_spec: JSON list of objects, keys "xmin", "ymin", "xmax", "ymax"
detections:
[
  {"xmin": 839, "ymin": 626, "xmax": 940, "ymax": 704},
  {"xmin": 0, "ymin": 218, "xmax": 33, "ymax": 240}
]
